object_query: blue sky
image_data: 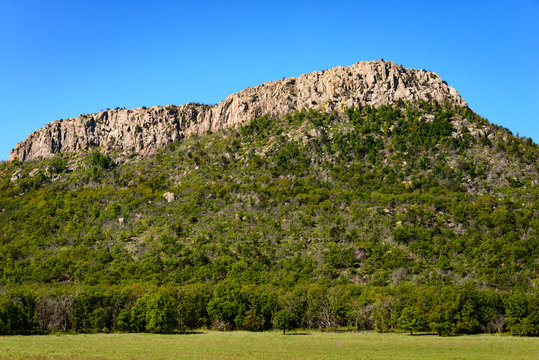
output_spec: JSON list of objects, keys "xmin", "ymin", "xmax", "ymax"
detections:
[{"xmin": 1, "ymin": 0, "xmax": 538, "ymax": 160}]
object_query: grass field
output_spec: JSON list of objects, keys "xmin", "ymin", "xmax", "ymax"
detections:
[{"xmin": 0, "ymin": 331, "xmax": 537, "ymax": 360}]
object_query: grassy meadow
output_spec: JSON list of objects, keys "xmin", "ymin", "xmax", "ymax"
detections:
[{"xmin": 0, "ymin": 331, "xmax": 537, "ymax": 360}]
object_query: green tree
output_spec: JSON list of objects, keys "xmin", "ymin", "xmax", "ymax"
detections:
[
  {"xmin": 130, "ymin": 291, "xmax": 178, "ymax": 333},
  {"xmin": 144, "ymin": 292, "xmax": 178, "ymax": 333},
  {"xmin": 89, "ymin": 151, "xmax": 112, "ymax": 169},
  {"xmin": 274, "ymin": 310, "xmax": 298, "ymax": 334},
  {"xmin": 177, "ymin": 284, "xmax": 211, "ymax": 330},
  {"xmin": 242, "ymin": 308, "xmax": 265, "ymax": 331},
  {"xmin": 429, "ymin": 304, "xmax": 452, "ymax": 336},
  {"xmin": 207, "ymin": 282, "xmax": 244, "ymax": 330},
  {"xmin": 504, "ymin": 292, "xmax": 539, "ymax": 336},
  {"xmin": 397, "ymin": 306, "xmax": 426, "ymax": 335}
]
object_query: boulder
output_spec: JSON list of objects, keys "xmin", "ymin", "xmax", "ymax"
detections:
[{"xmin": 163, "ymin": 192, "xmax": 175, "ymax": 203}]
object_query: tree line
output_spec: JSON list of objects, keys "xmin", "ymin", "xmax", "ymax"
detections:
[{"xmin": 0, "ymin": 283, "xmax": 537, "ymax": 336}]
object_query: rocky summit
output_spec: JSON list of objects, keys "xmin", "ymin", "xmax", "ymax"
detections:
[{"xmin": 10, "ymin": 61, "xmax": 466, "ymax": 162}]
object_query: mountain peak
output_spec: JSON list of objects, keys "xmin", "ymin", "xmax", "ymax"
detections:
[{"xmin": 10, "ymin": 61, "xmax": 466, "ymax": 162}]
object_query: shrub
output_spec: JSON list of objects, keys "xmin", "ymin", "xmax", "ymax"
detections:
[{"xmin": 274, "ymin": 310, "xmax": 298, "ymax": 334}]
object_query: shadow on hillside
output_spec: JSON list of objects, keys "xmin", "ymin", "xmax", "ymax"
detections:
[{"xmin": 285, "ymin": 332, "xmax": 310, "ymax": 336}]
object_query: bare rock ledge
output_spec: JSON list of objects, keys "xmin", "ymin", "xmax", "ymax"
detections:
[{"xmin": 9, "ymin": 61, "xmax": 466, "ymax": 162}]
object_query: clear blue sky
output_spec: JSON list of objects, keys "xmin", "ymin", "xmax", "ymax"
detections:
[{"xmin": 1, "ymin": 0, "xmax": 538, "ymax": 161}]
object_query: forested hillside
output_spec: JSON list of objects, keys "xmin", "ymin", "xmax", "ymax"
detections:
[{"xmin": 0, "ymin": 101, "xmax": 537, "ymax": 335}]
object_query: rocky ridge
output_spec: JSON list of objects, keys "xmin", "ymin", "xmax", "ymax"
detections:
[{"xmin": 10, "ymin": 61, "xmax": 467, "ymax": 162}]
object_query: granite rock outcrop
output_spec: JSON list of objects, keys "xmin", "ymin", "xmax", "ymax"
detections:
[{"xmin": 9, "ymin": 61, "xmax": 467, "ymax": 162}]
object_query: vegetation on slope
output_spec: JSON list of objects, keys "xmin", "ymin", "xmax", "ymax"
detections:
[{"xmin": 0, "ymin": 101, "xmax": 537, "ymax": 335}]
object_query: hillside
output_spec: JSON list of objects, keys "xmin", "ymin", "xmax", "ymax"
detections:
[{"xmin": 0, "ymin": 61, "xmax": 538, "ymax": 336}]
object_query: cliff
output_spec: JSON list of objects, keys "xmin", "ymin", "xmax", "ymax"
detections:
[{"xmin": 9, "ymin": 60, "xmax": 467, "ymax": 162}]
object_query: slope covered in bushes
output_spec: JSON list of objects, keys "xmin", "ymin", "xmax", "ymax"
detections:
[{"xmin": 0, "ymin": 101, "xmax": 537, "ymax": 335}]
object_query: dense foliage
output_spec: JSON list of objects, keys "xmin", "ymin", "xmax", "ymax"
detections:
[
  {"xmin": 0, "ymin": 283, "xmax": 537, "ymax": 336},
  {"xmin": 0, "ymin": 102, "xmax": 537, "ymax": 335}
]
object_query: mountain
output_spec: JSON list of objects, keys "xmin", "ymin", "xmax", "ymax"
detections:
[
  {"xmin": 10, "ymin": 61, "xmax": 466, "ymax": 162},
  {"xmin": 0, "ymin": 61, "xmax": 537, "ymax": 336}
]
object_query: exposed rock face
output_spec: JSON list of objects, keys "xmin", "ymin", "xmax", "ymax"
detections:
[
  {"xmin": 10, "ymin": 61, "xmax": 467, "ymax": 162},
  {"xmin": 163, "ymin": 192, "xmax": 175, "ymax": 203}
]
